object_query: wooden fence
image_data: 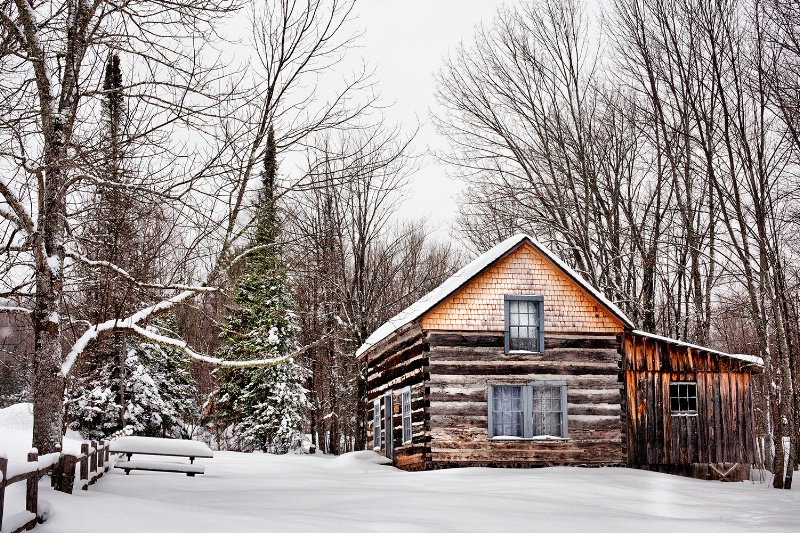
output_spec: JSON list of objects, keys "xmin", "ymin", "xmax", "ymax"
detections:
[{"xmin": 0, "ymin": 440, "xmax": 112, "ymax": 533}]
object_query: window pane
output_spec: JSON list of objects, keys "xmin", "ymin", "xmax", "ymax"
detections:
[
  {"xmin": 532, "ymin": 385, "xmax": 563, "ymax": 437},
  {"xmin": 492, "ymin": 386, "xmax": 524, "ymax": 437},
  {"xmin": 670, "ymin": 382, "xmax": 698, "ymax": 414},
  {"xmin": 505, "ymin": 298, "xmax": 542, "ymax": 352}
]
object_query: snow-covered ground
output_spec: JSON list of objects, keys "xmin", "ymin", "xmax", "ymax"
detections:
[{"xmin": 2, "ymin": 404, "xmax": 799, "ymax": 533}]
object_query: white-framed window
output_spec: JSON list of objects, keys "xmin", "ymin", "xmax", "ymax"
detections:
[
  {"xmin": 373, "ymin": 398, "xmax": 381, "ymax": 449},
  {"xmin": 488, "ymin": 381, "xmax": 568, "ymax": 439},
  {"xmin": 670, "ymin": 382, "xmax": 697, "ymax": 415},
  {"xmin": 504, "ymin": 295, "xmax": 544, "ymax": 353},
  {"xmin": 401, "ymin": 386, "xmax": 412, "ymax": 444}
]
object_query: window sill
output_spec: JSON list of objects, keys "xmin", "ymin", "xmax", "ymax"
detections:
[
  {"xmin": 506, "ymin": 350, "xmax": 544, "ymax": 355},
  {"xmin": 490, "ymin": 436, "xmax": 568, "ymax": 441},
  {"xmin": 670, "ymin": 413, "xmax": 698, "ymax": 417}
]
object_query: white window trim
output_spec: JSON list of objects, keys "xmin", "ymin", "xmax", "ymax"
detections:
[
  {"xmin": 488, "ymin": 381, "xmax": 568, "ymax": 440},
  {"xmin": 669, "ymin": 381, "xmax": 699, "ymax": 417},
  {"xmin": 401, "ymin": 386, "xmax": 412, "ymax": 444},
  {"xmin": 372, "ymin": 398, "xmax": 381, "ymax": 451}
]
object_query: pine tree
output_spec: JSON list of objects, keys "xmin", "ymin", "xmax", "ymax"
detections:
[
  {"xmin": 66, "ymin": 317, "xmax": 198, "ymax": 440},
  {"xmin": 214, "ymin": 126, "xmax": 308, "ymax": 453}
]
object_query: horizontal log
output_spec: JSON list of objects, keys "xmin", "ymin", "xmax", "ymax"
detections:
[
  {"xmin": 365, "ymin": 326, "xmax": 423, "ymax": 364},
  {"xmin": 428, "ymin": 374, "xmax": 621, "ymax": 390},
  {"xmin": 426, "ymin": 333, "xmax": 504, "ymax": 348},
  {"xmin": 424, "ymin": 332, "xmax": 620, "ymax": 349},
  {"xmin": 429, "ymin": 347, "xmax": 620, "ymax": 364},
  {"xmin": 429, "ymin": 361, "xmax": 618, "ymax": 376}
]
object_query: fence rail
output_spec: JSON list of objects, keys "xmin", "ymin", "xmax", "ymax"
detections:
[{"xmin": 0, "ymin": 440, "xmax": 113, "ymax": 533}]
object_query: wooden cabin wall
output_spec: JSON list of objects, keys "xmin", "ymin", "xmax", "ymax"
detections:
[
  {"xmin": 621, "ymin": 332, "xmax": 757, "ymax": 481},
  {"xmin": 365, "ymin": 325, "xmax": 430, "ymax": 470},
  {"xmin": 425, "ymin": 331, "xmax": 624, "ymax": 468}
]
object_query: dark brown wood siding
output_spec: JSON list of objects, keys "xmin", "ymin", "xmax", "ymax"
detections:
[
  {"xmin": 425, "ymin": 331, "xmax": 624, "ymax": 468},
  {"xmin": 621, "ymin": 332, "xmax": 758, "ymax": 481},
  {"xmin": 365, "ymin": 325, "xmax": 429, "ymax": 470}
]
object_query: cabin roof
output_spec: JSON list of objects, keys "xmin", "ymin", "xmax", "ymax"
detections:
[
  {"xmin": 632, "ymin": 330, "xmax": 764, "ymax": 367},
  {"xmin": 356, "ymin": 234, "xmax": 633, "ymax": 358}
]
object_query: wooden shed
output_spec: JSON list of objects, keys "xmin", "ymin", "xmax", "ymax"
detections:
[{"xmin": 356, "ymin": 234, "xmax": 762, "ymax": 480}]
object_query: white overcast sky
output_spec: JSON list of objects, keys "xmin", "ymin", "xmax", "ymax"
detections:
[{"xmin": 350, "ymin": 0, "xmax": 508, "ymax": 237}]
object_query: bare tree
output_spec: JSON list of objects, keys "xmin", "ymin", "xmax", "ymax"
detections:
[
  {"xmin": 287, "ymin": 124, "xmax": 461, "ymax": 452},
  {"xmin": 0, "ymin": 0, "xmax": 371, "ymax": 455}
]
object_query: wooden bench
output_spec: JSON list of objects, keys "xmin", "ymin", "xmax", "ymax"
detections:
[{"xmin": 109, "ymin": 437, "xmax": 213, "ymax": 477}]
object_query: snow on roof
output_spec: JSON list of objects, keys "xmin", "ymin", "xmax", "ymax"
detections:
[
  {"xmin": 356, "ymin": 234, "xmax": 633, "ymax": 358},
  {"xmin": 631, "ymin": 330, "xmax": 764, "ymax": 367}
]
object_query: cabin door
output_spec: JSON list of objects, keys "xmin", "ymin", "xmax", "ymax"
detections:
[{"xmin": 383, "ymin": 392, "xmax": 393, "ymax": 459}]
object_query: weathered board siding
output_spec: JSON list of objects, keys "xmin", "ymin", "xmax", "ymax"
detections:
[
  {"xmin": 365, "ymin": 324, "xmax": 430, "ymax": 471},
  {"xmin": 621, "ymin": 332, "xmax": 758, "ymax": 481},
  {"xmin": 422, "ymin": 243, "xmax": 625, "ymax": 334},
  {"xmin": 424, "ymin": 331, "xmax": 624, "ymax": 468}
]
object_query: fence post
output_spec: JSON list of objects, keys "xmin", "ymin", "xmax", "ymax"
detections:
[
  {"xmin": 89, "ymin": 441, "xmax": 97, "ymax": 484},
  {"xmin": 62, "ymin": 454, "xmax": 77, "ymax": 494},
  {"xmin": 98, "ymin": 440, "xmax": 105, "ymax": 470},
  {"xmin": 1, "ymin": 455, "xmax": 8, "ymax": 530},
  {"xmin": 80, "ymin": 443, "xmax": 89, "ymax": 489},
  {"xmin": 26, "ymin": 449, "xmax": 38, "ymax": 518},
  {"xmin": 51, "ymin": 443, "xmax": 62, "ymax": 488}
]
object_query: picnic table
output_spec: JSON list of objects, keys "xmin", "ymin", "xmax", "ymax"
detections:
[{"xmin": 109, "ymin": 436, "xmax": 214, "ymax": 477}]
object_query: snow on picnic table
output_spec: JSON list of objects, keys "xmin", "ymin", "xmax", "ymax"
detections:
[{"xmin": 109, "ymin": 436, "xmax": 213, "ymax": 457}]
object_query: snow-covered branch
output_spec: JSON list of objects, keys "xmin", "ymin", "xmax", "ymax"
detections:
[
  {"xmin": 0, "ymin": 306, "xmax": 32, "ymax": 314},
  {"xmin": 61, "ymin": 288, "xmax": 216, "ymax": 376},
  {"xmin": 65, "ymin": 251, "xmax": 211, "ymax": 291}
]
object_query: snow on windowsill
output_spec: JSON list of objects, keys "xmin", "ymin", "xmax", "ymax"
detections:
[{"xmin": 490, "ymin": 436, "xmax": 568, "ymax": 442}]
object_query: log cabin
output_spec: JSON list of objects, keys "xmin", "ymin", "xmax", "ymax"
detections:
[{"xmin": 356, "ymin": 234, "xmax": 762, "ymax": 481}]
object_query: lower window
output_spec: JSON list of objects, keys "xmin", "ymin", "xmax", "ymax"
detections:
[{"xmin": 488, "ymin": 382, "xmax": 568, "ymax": 439}]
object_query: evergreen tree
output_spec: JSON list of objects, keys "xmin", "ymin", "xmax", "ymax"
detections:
[
  {"xmin": 66, "ymin": 317, "xmax": 198, "ymax": 440},
  {"xmin": 215, "ymin": 126, "xmax": 308, "ymax": 453}
]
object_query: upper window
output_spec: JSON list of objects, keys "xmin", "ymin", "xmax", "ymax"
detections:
[
  {"xmin": 670, "ymin": 382, "xmax": 697, "ymax": 415},
  {"xmin": 401, "ymin": 386, "xmax": 412, "ymax": 444},
  {"xmin": 488, "ymin": 381, "xmax": 567, "ymax": 439},
  {"xmin": 504, "ymin": 295, "xmax": 544, "ymax": 353}
]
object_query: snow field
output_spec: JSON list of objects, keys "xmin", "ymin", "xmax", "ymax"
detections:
[{"xmin": 2, "ymin": 403, "xmax": 800, "ymax": 532}]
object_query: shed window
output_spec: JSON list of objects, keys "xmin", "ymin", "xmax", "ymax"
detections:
[
  {"xmin": 504, "ymin": 296, "xmax": 544, "ymax": 353},
  {"xmin": 401, "ymin": 386, "xmax": 412, "ymax": 444},
  {"xmin": 488, "ymin": 381, "xmax": 568, "ymax": 439},
  {"xmin": 373, "ymin": 398, "xmax": 381, "ymax": 449},
  {"xmin": 670, "ymin": 382, "xmax": 697, "ymax": 415}
]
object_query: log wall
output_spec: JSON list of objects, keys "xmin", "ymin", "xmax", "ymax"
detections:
[
  {"xmin": 365, "ymin": 324, "xmax": 430, "ymax": 470},
  {"xmin": 621, "ymin": 332, "xmax": 758, "ymax": 481},
  {"xmin": 424, "ymin": 331, "xmax": 624, "ymax": 468}
]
